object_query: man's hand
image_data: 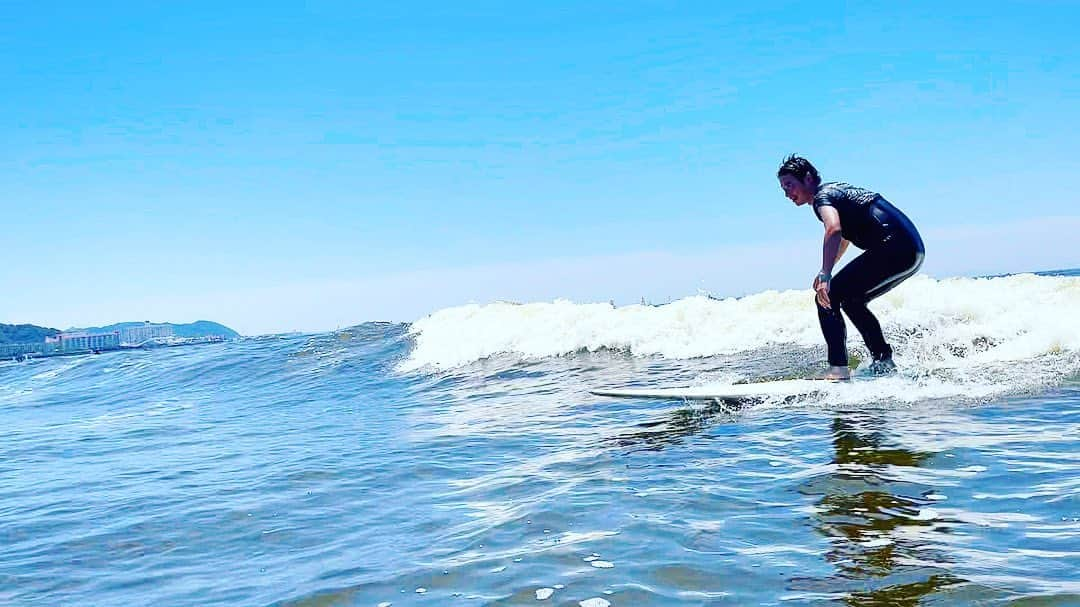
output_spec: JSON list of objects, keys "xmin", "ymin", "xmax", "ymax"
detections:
[{"xmin": 814, "ymin": 275, "xmax": 832, "ymax": 309}]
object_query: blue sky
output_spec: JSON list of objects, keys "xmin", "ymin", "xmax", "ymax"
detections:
[{"xmin": 2, "ymin": 1, "xmax": 1077, "ymax": 334}]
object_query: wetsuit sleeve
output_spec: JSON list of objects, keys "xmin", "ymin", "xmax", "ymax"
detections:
[{"xmin": 812, "ymin": 187, "xmax": 841, "ymax": 222}]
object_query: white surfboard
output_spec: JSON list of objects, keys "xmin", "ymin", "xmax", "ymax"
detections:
[{"xmin": 590, "ymin": 378, "xmax": 841, "ymax": 401}]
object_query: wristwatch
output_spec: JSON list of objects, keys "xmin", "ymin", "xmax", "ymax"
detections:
[{"xmin": 817, "ymin": 271, "xmax": 831, "ymax": 283}]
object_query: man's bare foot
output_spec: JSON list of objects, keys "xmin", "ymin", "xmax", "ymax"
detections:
[{"xmin": 821, "ymin": 365, "xmax": 851, "ymax": 381}]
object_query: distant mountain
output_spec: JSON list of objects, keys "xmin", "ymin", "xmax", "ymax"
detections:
[
  {"xmin": 169, "ymin": 321, "xmax": 241, "ymax": 339},
  {"xmin": 0, "ymin": 323, "xmax": 60, "ymax": 344},
  {"xmin": 74, "ymin": 321, "xmax": 241, "ymax": 339}
]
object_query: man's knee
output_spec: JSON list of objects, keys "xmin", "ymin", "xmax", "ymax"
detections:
[
  {"xmin": 836, "ymin": 295, "xmax": 868, "ymax": 315},
  {"xmin": 815, "ymin": 294, "xmax": 834, "ymax": 313}
]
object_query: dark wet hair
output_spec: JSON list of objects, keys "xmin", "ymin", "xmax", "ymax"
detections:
[{"xmin": 777, "ymin": 154, "xmax": 820, "ymax": 185}]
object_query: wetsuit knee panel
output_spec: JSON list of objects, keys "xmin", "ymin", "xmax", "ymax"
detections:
[
  {"xmin": 816, "ymin": 299, "xmax": 843, "ymax": 317},
  {"xmin": 834, "ymin": 294, "xmax": 867, "ymax": 311}
]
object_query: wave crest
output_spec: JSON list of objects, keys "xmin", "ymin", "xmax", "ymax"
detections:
[{"xmin": 400, "ymin": 274, "xmax": 1080, "ymax": 383}]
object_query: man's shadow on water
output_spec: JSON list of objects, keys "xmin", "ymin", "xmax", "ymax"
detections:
[
  {"xmin": 605, "ymin": 388, "xmax": 816, "ymax": 452},
  {"xmin": 605, "ymin": 397, "xmax": 751, "ymax": 451},
  {"xmin": 606, "ymin": 401, "xmax": 969, "ymax": 605}
]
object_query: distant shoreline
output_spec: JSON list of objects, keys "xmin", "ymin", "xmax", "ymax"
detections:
[
  {"xmin": 4, "ymin": 335, "xmax": 231, "ymax": 362},
  {"xmin": 1, "ymin": 321, "xmax": 239, "ymax": 361}
]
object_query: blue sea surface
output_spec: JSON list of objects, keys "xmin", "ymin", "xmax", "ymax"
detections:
[{"xmin": 2, "ymin": 272, "xmax": 1079, "ymax": 606}]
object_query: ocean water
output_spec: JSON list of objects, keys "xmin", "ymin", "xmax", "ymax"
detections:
[{"xmin": 2, "ymin": 271, "xmax": 1079, "ymax": 606}]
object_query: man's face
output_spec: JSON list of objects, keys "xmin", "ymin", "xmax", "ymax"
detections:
[{"xmin": 779, "ymin": 174, "xmax": 816, "ymax": 206}]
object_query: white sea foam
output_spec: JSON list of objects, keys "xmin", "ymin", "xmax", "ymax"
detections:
[
  {"xmin": 404, "ymin": 274, "xmax": 1078, "ymax": 365},
  {"xmin": 400, "ymin": 273, "xmax": 1080, "ymax": 400},
  {"xmin": 401, "ymin": 290, "xmax": 824, "ymax": 371}
]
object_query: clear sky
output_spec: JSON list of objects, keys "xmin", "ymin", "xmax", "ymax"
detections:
[{"xmin": 3, "ymin": 1, "xmax": 1077, "ymax": 334}]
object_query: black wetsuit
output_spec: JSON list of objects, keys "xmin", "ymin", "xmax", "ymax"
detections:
[{"xmin": 813, "ymin": 182, "xmax": 925, "ymax": 367}]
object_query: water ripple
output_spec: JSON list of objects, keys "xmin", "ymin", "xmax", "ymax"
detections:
[{"xmin": 1, "ymin": 331, "xmax": 1077, "ymax": 605}]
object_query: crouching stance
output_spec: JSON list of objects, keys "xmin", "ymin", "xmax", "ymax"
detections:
[{"xmin": 777, "ymin": 155, "xmax": 924, "ymax": 380}]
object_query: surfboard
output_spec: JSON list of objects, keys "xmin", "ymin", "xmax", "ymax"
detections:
[{"xmin": 590, "ymin": 378, "xmax": 841, "ymax": 401}]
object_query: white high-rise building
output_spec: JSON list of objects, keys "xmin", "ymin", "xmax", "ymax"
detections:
[
  {"xmin": 119, "ymin": 323, "xmax": 174, "ymax": 345},
  {"xmin": 45, "ymin": 331, "xmax": 121, "ymax": 352}
]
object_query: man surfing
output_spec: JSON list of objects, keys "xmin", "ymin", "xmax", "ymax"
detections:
[{"xmin": 777, "ymin": 155, "xmax": 925, "ymax": 380}]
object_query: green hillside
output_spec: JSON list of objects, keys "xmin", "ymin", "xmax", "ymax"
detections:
[{"xmin": 0, "ymin": 323, "xmax": 60, "ymax": 344}]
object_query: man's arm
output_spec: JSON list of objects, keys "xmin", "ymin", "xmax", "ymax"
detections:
[
  {"xmin": 818, "ymin": 206, "xmax": 844, "ymax": 277},
  {"xmin": 814, "ymin": 206, "xmax": 844, "ymax": 309},
  {"xmin": 835, "ymin": 238, "xmax": 850, "ymax": 266}
]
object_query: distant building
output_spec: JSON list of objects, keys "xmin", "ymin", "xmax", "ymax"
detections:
[
  {"xmin": 45, "ymin": 331, "xmax": 120, "ymax": 353},
  {"xmin": 3, "ymin": 321, "xmax": 224, "ymax": 361},
  {"xmin": 119, "ymin": 323, "xmax": 174, "ymax": 345},
  {"xmin": 0, "ymin": 342, "xmax": 42, "ymax": 358}
]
